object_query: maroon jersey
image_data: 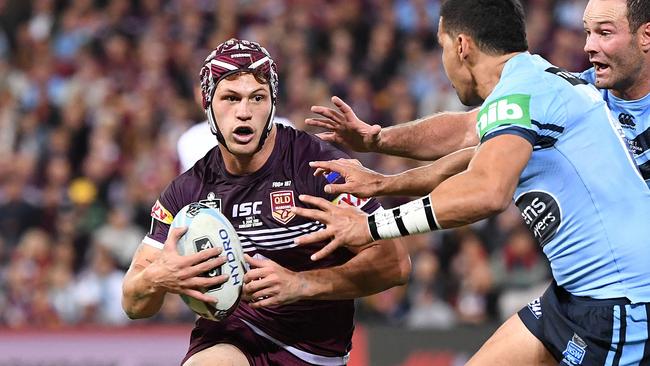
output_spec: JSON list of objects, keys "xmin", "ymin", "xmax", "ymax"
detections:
[{"xmin": 145, "ymin": 125, "xmax": 380, "ymax": 363}]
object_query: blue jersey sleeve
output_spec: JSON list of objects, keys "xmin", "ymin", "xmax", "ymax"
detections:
[{"xmin": 478, "ymin": 71, "xmax": 568, "ymax": 150}]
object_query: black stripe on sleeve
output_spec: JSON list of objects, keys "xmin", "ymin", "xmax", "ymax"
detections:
[
  {"xmin": 422, "ymin": 196, "xmax": 438, "ymax": 230},
  {"xmin": 393, "ymin": 207, "xmax": 410, "ymax": 236},
  {"xmin": 531, "ymin": 119, "xmax": 565, "ymax": 133},
  {"xmin": 367, "ymin": 214, "xmax": 380, "ymax": 242}
]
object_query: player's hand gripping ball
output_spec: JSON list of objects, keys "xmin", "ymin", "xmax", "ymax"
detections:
[{"xmin": 170, "ymin": 202, "xmax": 247, "ymax": 321}]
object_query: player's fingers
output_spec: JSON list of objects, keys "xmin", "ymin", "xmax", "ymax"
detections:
[
  {"xmin": 310, "ymin": 239, "xmax": 342, "ymax": 261},
  {"xmin": 244, "ymin": 254, "xmax": 269, "ymax": 269},
  {"xmin": 309, "ymin": 160, "xmax": 339, "ymax": 172},
  {"xmin": 324, "ymin": 182, "xmax": 354, "ymax": 195},
  {"xmin": 188, "ymin": 255, "xmax": 226, "ymax": 277},
  {"xmin": 305, "ymin": 117, "xmax": 337, "ymax": 129},
  {"xmin": 182, "ymin": 288, "xmax": 217, "ymax": 304},
  {"xmin": 243, "ymin": 267, "xmax": 273, "ymax": 283},
  {"xmin": 310, "ymin": 106, "xmax": 345, "ymax": 124},
  {"xmin": 294, "ymin": 228, "xmax": 332, "ymax": 246},
  {"xmin": 298, "ymin": 194, "xmax": 335, "ymax": 211},
  {"xmin": 331, "ymin": 96, "xmax": 356, "ymax": 118},
  {"xmin": 186, "ymin": 246, "xmax": 222, "ymax": 265},
  {"xmin": 312, "ymin": 167, "xmax": 329, "ymax": 177},
  {"xmin": 248, "ymin": 296, "xmax": 277, "ymax": 309},
  {"xmin": 291, "ymin": 206, "xmax": 328, "ymax": 223},
  {"xmin": 243, "ymin": 277, "xmax": 273, "ymax": 295},
  {"xmin": 190, "ymin": 274, "xmax": 229, "ymax": 289},
  {"xmin": 313, "ymin": 132, "xmax": 339, "ymax": 144},
  {"xmin": 163, "ymin": 227, "xmax": 188, "ymax": 252}
]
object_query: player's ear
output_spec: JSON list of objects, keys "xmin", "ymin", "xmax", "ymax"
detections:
[
  {"xmin": 457, "ymin": 33, "xmax": 472, "ymax": 62},
  {"xmin": 639, "ymin": 21, "xmax": 650, "ymax": 52}
]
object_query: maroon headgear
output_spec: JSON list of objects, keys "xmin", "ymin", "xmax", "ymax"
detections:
[{"xmin": 199, "ymin": 39, "xmax": 278, "ymax": 152}]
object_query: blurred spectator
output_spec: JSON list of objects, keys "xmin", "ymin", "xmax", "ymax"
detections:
[
  {"xmin": 92, "ymin": 205, "xmax": 145, "ymax": 270},
  {"xmin": 405, "ymin": 249, "xmax": 457, "ymax": 329},
  {"xmin": 450, "ymin": 230, "xmax": 493, "ymax": 325},
  {"xmin": 490, "ymin": 227, "xmax": 550, "ymax": 320},
  {"xmin": 74, "ymin": 244, "xmax": 129, "ymax": 325}
]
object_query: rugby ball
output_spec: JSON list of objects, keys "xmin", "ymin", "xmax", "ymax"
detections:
[{"xmin": 169, "ymin": 202, "xmax": 246, "ymax": 321}]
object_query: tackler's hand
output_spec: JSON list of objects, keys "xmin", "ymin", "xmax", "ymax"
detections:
[
  {"xmin": 311, "ymin": 158, "xmax": 385, "ymax": 198},
  {"xmin": 306, "ymin": 96, "xmax": 382, "ymax": 152},
  {"xmin": 292, "ymin": 194, "xmax": 373, "ymax": 261}
]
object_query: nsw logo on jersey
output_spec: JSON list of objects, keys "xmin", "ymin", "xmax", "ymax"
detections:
[
  {"xmin": 270, "ymin": 190, "xmax": 295, "ymax": 224},
  {"xmin": 477, "ymin": 94, "xmax": 531, "ymax": 140},
  {"xmin": 515, "ymin": 190, "xmax": 561, "ymax": 247},
  {"xmin": 151, "ymin": 200, "xmax": 173, "ymax": 224},
  {"xmin": 561, "ymin": 333, "xmax": 588, "ymax": 365}
]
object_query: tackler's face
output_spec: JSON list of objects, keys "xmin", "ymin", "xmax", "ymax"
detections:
[
  {"xmin": 437, "ymin": 18, "xmax": 482, "ymax": 106},
  {"xmin": 211, "ymin": 73, "xmax": 273, "ymax": 157},
  {"xmin": 583, "ymin": 0, "xmax": 645, "ymax": 95}
]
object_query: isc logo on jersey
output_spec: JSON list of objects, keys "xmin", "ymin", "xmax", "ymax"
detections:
[
  {"xmin": 170, "ymin": 202, "xmax": 246, "ymax": 321},
  {"xmin": 477, "ymin": 94, "xmax": 531, "ymax": 139}
]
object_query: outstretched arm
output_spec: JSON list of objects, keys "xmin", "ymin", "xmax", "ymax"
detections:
[
  {"xmin": 293, "ymin": 134, "xmax": 532, "ymax": 260},
  {"xmin": 311, "ymin": 147, "xmax": 476, "ymax": 198},
  {"xmin": 307, "ymin": 96, "xmax": 479, "ymax": 160},
  {"xmin": 242, "ymin": 237, "xmax": 410, "ymax": 308}
]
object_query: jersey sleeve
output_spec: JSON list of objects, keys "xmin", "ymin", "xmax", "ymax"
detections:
[
  {"xmin": 478, "ymin": 73, "xmax": 567, "ymax": 150},
  {"xmin": 143, "ymin": 179, "xmax": 186, "ymax": 249},
  {"xmin": 296, "ymin": 133, "xmax": 382, "ymax": 215}
]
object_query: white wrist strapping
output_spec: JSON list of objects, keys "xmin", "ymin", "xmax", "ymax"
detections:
[{"xmin": 367, "ymin": 196, "xmax": 441, "ymax": 241}]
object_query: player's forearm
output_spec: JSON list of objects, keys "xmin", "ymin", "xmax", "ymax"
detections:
[
  {"xmin": 121, "ymin": 267, "xmax": 166, "ymax": 319},
  {"xmin": 375, "ymin": 110, "xmax": 479, "ymax": 160},
  {"xmin": 299, "ymin": 239, "xmax": 410, "ymax": 300},
  {"xmin": 430, "ymin": 168, "xmax": 514, "ymax": 228},
  {"xmin": 379, "ymin": 147, "xmax": 475, "ymax": 196}
]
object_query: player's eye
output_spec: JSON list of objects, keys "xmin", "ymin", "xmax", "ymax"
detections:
[
  {"xmin": 252, "ymin": 95, "xmax": 265, "ymax": 102},
  {"xmin": 223, "ymin": 95, "xmax": 239, "ymax": 102}
]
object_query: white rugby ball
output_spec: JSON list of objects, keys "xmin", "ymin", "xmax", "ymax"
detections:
[{"xmin": 169, "ymin": 202, "xmax": 246, "ymax": 321}]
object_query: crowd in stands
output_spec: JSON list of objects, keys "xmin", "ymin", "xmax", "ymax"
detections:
[{"xmin": 0, "ymin": 0, "xmax": 590, "ymax": 328}]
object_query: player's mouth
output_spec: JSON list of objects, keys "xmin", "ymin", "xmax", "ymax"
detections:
[
  {"xmin": 592, "ymin": 61, "xmax": 610, "ymax": 76},
  {"xmin": 232, "ymin": 126, "xmax": 255, "ymax": 144}
]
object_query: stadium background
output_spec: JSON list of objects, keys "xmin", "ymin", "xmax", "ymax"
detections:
[{"xmin": 0, "ymin": 0, "xmax": 590, "ymax": 365}]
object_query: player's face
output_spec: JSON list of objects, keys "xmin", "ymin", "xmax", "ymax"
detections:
[
  {"xmin": 583, "ymin": 0, "xmax": 645, "ymax": 96},
  {"xmin": 437, "ymin": 19, "xmax": 481, "ymax": 106},
  {"xmin": 211, "ymin": 73, "xmax": 272, "ymax": 156}
]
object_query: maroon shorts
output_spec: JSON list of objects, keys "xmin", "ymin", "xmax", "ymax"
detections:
[{"xmin": 182, "ymin": 317, "xmax": 316, "ymax": 366}]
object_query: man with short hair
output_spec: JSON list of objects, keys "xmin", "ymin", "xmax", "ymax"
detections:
[
  {"xmin": 121, "ymin": 39, "xmax": 410, "ymax": 366},
  {"xmin": 308, "ymin": 0, "xmax": 650, "ymax": 188},
  {"xmin": 294, "ymin": 0, "xmax": 650, "ymax": 364}
]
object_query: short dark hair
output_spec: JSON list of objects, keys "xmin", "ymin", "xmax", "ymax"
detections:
[
  {"xmin": 440, "ymin": 0, "xmax": 528, "ymax": 55},
  {"xmin": 627, "ymin": 0, "xmax": 650, "ymax": 32}
]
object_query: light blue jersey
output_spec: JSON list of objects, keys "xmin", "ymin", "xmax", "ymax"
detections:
[
  {"xmin": 478, "ymin": 52, "xmax": 650, "ymax": 303},
  {"xmin": 579, "ymin": 68, "xmax": 650, "ymax": 188}
]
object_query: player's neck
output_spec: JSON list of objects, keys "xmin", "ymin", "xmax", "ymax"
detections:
[
  {"xmin": 221, "ymin": 127, "xmax": 277, "ymax": 176},
  {"xmin": 611, "ymin": 69, "xmax": 650, "ymax": 100},
  {"xmin": 473, "ymin": 52, "xmax": 522, "ymax": 100}
]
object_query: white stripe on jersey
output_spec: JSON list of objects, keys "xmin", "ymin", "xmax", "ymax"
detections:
[
  {"xmin": 237, "ymin": 221, "xmax": 321, "ymax": 235},
  {"xmin": 239, "ymin": 221, "xmax": 325, "ymax": 250}
]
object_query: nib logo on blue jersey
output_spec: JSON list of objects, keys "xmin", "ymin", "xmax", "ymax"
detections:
[{"xmin": 561, "ymin": 333, "xmax": 588, "ymax": 365}]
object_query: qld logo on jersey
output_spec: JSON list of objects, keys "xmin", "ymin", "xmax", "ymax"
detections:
[{"xmin": 270, "ymin": 190, "xmax": 295, "ymax": 224}]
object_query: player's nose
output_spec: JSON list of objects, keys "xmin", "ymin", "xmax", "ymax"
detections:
[{"xmin": 235, "ymin": 100, "xmax": 253, "ymax": 120}]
